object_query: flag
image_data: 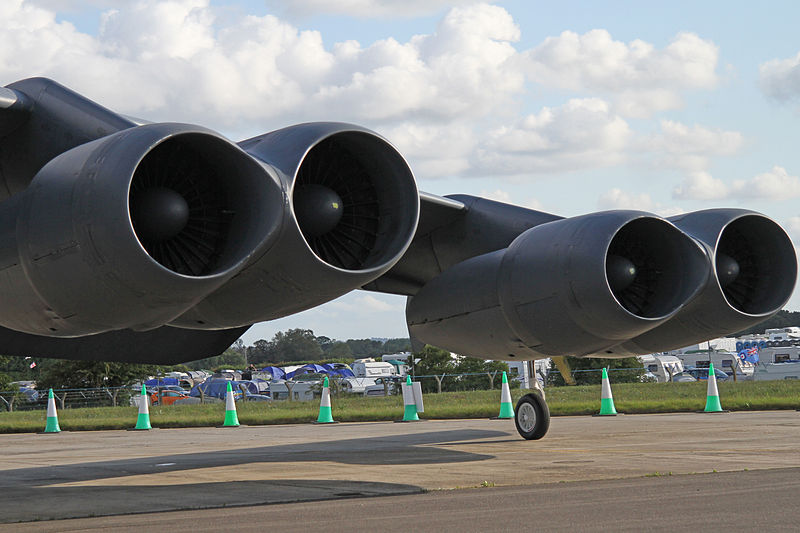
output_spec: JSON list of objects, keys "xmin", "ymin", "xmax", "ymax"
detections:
[
  {"xmin": 29, "ymin": 361, "xmax": 36, "ymax": 369},
  {"xmin": 738, "ymin": 347, "xmax": 759, "ymax": 364}
]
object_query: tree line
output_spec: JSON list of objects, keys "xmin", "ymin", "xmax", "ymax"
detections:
[{"xmin": 185, "ymin": 329, "xmax": 412, "ymax": 369}]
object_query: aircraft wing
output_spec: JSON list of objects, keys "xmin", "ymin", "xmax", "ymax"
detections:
[{"xmin": 0, "ymin": 77, "xmax": 795, "ymax": 364}]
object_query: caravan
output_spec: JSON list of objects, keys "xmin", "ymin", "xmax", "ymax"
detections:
[{"xmin": 639, "ymin": 355, "xmax": 684, "ymax": 382}]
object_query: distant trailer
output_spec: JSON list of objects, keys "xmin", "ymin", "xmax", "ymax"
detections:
[
  {"xmin": 639, "ymin": 354, "xmax": 684, "ymax": 382},
  {"xmin": 753, "ymin": 361, "xmax": 800, "ymax": 381}
]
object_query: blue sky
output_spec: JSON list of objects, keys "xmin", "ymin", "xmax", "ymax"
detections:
[{"xmin": 5, "ymin": 1, "xmax": 800, "ymax": 343}]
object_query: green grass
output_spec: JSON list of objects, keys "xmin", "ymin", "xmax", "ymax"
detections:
[{"xmin": 2, "ymin": 380, "xmax": 799, "ymax": 433}]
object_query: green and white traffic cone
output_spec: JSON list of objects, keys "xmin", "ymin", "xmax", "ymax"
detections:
[
  {"xmin": 315, "ymin": 376, "xmax": 335, "ymax": 423},
  {"xmin": 597, "ymin": 368, "xmax": 618, "ymax": 416},
  {"xmin": 496, "ymin": 371, "xmax": 514, "ymax": 419},
  {"xmin": 134, "ymin": 384, "xmax": 152, "ymax": 430},
  {"xmin": 703, "ymin": 363, "xmax": 724, "ymax": 413},
  {"xmin": 222, "ymin": 381, "xmax": 240, "ymax": 427},
  {"xmin": 43, "ymin": 388, "xmax": 61, "ymax": 433},
  {"xmin": 402, "ymin": 375, "xmax": 420, "ymax": 422}
]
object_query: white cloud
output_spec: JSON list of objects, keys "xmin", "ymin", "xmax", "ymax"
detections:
[
  {"xmin": 672, "ymin": 171, "xmax": 729, "ymax": 200},
  {"xmin": 264, "ymin": 0, "xmax": 478, "ymax": 19},
  {"xmin": 644, "ymin": 120, "xmax": 744, "ymax": 171},
  {"xmin": 599, "ymin": 188, "xmax": 683, "ymax": 217},
  {"xmin": 730, "ymin": 166, "xmax": 800, "ymax": 199},
  {"xmin": 672, "ymin": 166, "xmax": 800, "ymax": 202},
  {"xmin": 523, "ymin": 30, "xmax": 719, "ymax": 117},
  {"xmin": 1, "ymin": 2, "xmax": 732, "ymax": 181},
  {"xmin": 759, "ymin": 51, "xmax": 800, "ymax": 102},
  {"xmin": 787, "ymin": 216, "xmax": 800, "ymax": 239},
  {"xmin": 3, "ymin": 1, "xmax": 528, "ymax": 141},
  {"xmin": 473, "ymin": 98, "xmax": 632, "ymax": 175},
  {"xmin": 330, "ymin": 293, "xmax": 399, "ymax": 312}
]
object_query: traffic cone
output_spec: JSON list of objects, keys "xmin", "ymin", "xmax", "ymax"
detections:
[
  {"xmin": 43, "ymin": 388, "xmax": 61, "ymax": 433},
  {"xmin": 134, "ymin": 384, "xmax": 152, "ymax": 430},
  {"xmin": 496, "ymin": 371, "xmax": 514, "ymax": 419},
  {"xmin": 703, "ymin": 363, "xmax": 724, "ymax": 413},
  {"xmin": 222, "ymin": 381, "xmax": 240, "ymax": 427},
  {"xmin": 315, "ymin": 376, "xmax": 335, "ymax": 423},
  {"xmin": 402, "ymin": 375, "xmax": 420, "ymax": 422},
  {"xmin": 597, "ymin": 368, "xmax": 618, "ymax": 416}
]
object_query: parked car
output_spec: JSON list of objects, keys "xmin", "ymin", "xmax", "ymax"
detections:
[
  {"xmin": 244, "ymin": 393, "xmax": 272, "ymax": 402},
  {"xmin": 683, "ymin": 366, "xmax": 729, "ymax": 382},
  {"xmin": 150, "ymin": 390, "xmax": 191, "ymax": 406},
  {"xmin": 669, "ymin": 372, "xmax": 697, "ymax": 382},
  {"xmin": 364, "ymin": 377, "xmax": 400, "ymax": 396}
]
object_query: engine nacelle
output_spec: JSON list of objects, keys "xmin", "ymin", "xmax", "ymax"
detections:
[
  {"xmin": 170, "ymin": 122, "xmax": 419, "ymax": 328},
  {"xmin": 0, "ymin": 123, "xmax": 282, "ymax": 336},
  {"xmin": 612, "ymin": 209, "xmax": 797, "ymax": 354},
  {"xmin": 407, "ymin": 211, "xmax": 709, "ymax": 359}
]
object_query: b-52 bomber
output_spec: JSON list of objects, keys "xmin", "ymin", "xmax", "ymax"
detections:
[{"xmin": 0, "ymin": 78, "xmax": 795, "ymax": 439}]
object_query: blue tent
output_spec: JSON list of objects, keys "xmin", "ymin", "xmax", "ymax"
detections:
[
  {"xmin": 324, "ymin": 367, "xmax": 355, "ymax": 378},
  {"xmin": 145, "ymin": 377, "xmax": 179, "ymax": 387},
  {"xmin": 284, "ymin": 364, "xmax": 329, "ymax": 380},
  {"xmin": 259, "ymin": 366, "xmax": 285, "ymax": 380},
  {"xmin": 322, "ymin": 363, "xmax": 355, "ymax": 378}
]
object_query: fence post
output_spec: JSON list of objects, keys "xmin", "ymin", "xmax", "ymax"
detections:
[
  {"xmin": 433, "ymin": 374, "xmax": 445, "ymax": 393},
  {"xmin": 285, "ymin": 381, "xmax": 295, "ymax": 401}
]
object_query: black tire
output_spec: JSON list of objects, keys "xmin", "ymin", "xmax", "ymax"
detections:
[{"xmin": 514, "ymin": 392, "xmax": 550, "ymax": 440}]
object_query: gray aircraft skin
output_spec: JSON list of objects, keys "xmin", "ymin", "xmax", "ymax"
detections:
[{"xmin": 1, "ymin": 78, "xmax": 797, "ymax": 438}]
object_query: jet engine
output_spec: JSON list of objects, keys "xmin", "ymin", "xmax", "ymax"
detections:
[
  {"xmin": 170, "ymin": 122, "xmax": 419, "ymax": 328},
  {"xmin": 0, "ymin": 123, "xmax": 283, "ymax": 336},
  {"xmin": 406, "ymin": 211, "xmax": 709, "ymax": 359},
  {"xmin": 613, "ymin": 209, "xmax": 797, "ymax": 354}
]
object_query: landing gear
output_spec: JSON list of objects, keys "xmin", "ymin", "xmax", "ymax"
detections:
[{"xmin": 514, "ymin": 392, "xmax": 550, "ymax": 440}]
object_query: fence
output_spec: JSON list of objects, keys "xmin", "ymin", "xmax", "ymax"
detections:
[
  {"xmin": 0, "ymin": 367, "xmax": 648, "ymax": 411},
  {"xmin": 0, "ymin": 386, "xmax": 135, "ymax": 412}
]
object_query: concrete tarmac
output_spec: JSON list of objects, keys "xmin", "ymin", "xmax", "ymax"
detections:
[{"xmin": 1, "ymin": 411, "xmax": 799, "ymax": 528}]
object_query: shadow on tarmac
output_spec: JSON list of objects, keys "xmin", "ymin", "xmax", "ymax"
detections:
[{"xmin": 0, "ymin": 428, "xmax": 504, "ymax": 523}]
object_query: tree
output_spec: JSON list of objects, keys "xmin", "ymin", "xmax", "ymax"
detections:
[
  {"xmin": 346, "ymin": 338, "xmax": 385, "ymax": 358},
  {"xmin": 383, "ymin": 338, "xmax": 411, "ymax": 354},
  {"xmin": 325, "ymin": 341, "xmax": 353, "ymax": 358},
  {"xmin": 414, "ymin": 345, "xmax": 455, "ymax": 393},
  {"xmin": 734, "ymin": 309, "xmax": 800, "ymax": 336},
  {"xmin": 272, "ymin": 329, "xmax": 323, "ymax": 362},
  {"xmin": 0, "ymin": 371, "xmax": 21, "ymax": 412},
  {"xmin": 546, "ymin": 357, "xmax": 644, "ymax": 386},
  {"xmin": 36, "ymin": 360, "xmax": 159, "ymax": 405},
  {"xmin": 453, "ymin": 357, "xmax": 509, "ymax": 391}
]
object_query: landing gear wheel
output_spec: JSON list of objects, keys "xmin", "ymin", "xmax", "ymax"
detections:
[{"xmin": 514, "ymin": 392, "xmax": 550, "ymax": 440}]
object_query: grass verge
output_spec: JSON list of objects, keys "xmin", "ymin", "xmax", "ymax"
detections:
[{"xmin": 1, "ymin": 380, "xmax": 799, "ymax": 433}]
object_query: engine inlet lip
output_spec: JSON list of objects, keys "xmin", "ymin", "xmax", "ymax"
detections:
[
  {"xmin": 604, "ymin": 216, "xmax": 707, "ymax": 322},
  {"xmin": 289, "ymin": 128, "xmax": 419, "ymax": 275},
  {"xmin": 714, "ymin": 214, "xmax": 797, "ymax": 316}
]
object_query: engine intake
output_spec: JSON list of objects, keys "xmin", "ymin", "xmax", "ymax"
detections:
[
  {"xmin": 615, "ymin": 209, "xmax": 797, "ymax": 354},
  {"xmin": 168, "ymin": 123, "xmax": 419, "ymax": 329},
  {"xmin": 0, "ymin": 123, "xmax": 282, "ymax": 336}
]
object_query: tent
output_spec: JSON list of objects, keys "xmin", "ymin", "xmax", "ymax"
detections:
[
  {"xmin": 284, "ymin": 364, "xmax": 329, "ymax": 380},
  {"xmin": 321, "ymin": 364, "xmax": 355, "ymax": 377},
  {"xmin": 145, "ymin": 377, "xmax": 179, "ymax": 387},
  {"xmin": 190, "ymin": 379, "xmax": 260, "ymax": 399},
  {"xmin": 259, "ymin": 366, "xmax": 286, "ymax": 380}
]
